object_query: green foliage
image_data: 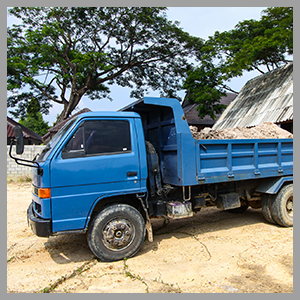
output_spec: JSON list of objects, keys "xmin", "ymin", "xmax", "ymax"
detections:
[
  {"xmin": 183, "ymin": 7, "xmax": 293, "ymax": 119},
  {"xmin": 204, "ymin": 7, "xmax": 293, "ymax": 76},
  {"xmin": 19, "ymin": 113, "xmax": 50, "ymax": 136},
  {"xmin": 18, "ymin": 98, "xmax": 50, "ymax": 136},
  {"xmin": 7, "ymin": 7, "xmax": 203, "ymax": 120},
  {"xmin": 183, "ymin": 62, "xmax": 226, "ymax": 120}
]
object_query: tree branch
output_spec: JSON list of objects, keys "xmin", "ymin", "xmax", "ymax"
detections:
[
  {"xmin": 90, "ymin": 10, "xmax": 126, "ymax": 53},
  {"xmin": 251, "ymin": 64, "xmax": 265, "ymax": 74},
  {"xmin": 220, "ymin": 84, "xmax": 239, "ymax": 94},
  {"xmin": 53, "ymin": 57, "xmax": 69, "ymax": 74},
  {"xmin": 31, "ymin": 80, "xmax": 64, "ymax": 105}
]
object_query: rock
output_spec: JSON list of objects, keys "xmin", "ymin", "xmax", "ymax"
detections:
[{"xmin": 220, "ymin": 285, "xmax": 239, "ymax": 293}]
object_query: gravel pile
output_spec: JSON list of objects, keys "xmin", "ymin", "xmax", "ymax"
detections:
[{"xmin": 190, "ymin": 122, "xmax": 293, "ymax": 140}]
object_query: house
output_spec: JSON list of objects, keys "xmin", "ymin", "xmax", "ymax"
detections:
[
  {"xmin": 182, "ymin": 93, "xmax": 237, "ymax": 131},
  {"xmin": 213, "ymin": 63, "xmax": 293, "ymax": 133},
  {"xmin": 42, "ymin": 108, "xmax": 91, "ymax": 143},
  {"xmin": 7, "ymin": 116, "xmax": 43, "ymax": 145}
]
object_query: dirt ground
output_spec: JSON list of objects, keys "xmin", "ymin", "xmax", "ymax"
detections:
[{"xmin": 7, "ymin": 181, "xmax": 293, "ymax": 293}]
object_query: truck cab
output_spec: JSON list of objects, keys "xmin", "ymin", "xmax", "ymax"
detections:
[{"xmin": 28, "ymin": 111, "xmax": 148, "ymax": 237}]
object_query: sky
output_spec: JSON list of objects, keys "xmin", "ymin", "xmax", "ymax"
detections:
[{"xmin": 7, "ymin": 7, "xmax": 269, "ymax": 125}]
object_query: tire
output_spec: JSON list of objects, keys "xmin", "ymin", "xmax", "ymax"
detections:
[
  {"xmin": 271, "ymin": 184, "xmax": 293, "ymax": 227},
  {"xmin": 87, "ymin": 204, "xmax": 146, "ymax": 262},
  {"xmin": 262, "ymin": 194, "xmax": 275, "ymax": 224}
]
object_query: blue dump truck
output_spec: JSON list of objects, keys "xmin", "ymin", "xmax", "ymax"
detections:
[{"xmin": 10, "ymin": 97, "xmax": 293, "ymax": 262}]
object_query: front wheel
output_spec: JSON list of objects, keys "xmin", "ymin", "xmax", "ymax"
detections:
[
  {"xmin": 87, "ymin": 204, "xmax": 146, "ymax": 262},
  {"xmin": 271, "ymin": 184, "xmax": 293, "ymax": 227}
]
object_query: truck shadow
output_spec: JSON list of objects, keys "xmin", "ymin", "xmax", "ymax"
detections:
[
  {"xmin": 44, "ymin": 233, "xmax": 93, "ymax": 264},
  {"xmin": 44, "ymin": 207, "xmax": 270, "ymax": 264},
  {"xmin": 137, "ymin": 207, "xmax": 270, "ymax": 257}
]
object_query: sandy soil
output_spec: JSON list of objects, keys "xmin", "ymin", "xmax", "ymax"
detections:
[{"xmin": 7, "ymin": 181, "xmax": 293, "ymax": 293}]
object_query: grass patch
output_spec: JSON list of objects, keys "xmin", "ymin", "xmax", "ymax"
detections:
[
  {"xmin": 40, "ymin": 259, "xmax": 97, "ymax": 293},
  {"xmin": 123, "ymin": 258, "xmax": 149, "ymax": 293},
  {"xmin": 18, "ymin": 175, "xmax": 32, "ymax": 183}
]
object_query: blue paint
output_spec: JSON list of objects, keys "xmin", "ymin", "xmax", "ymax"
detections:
[{"xmin": 28, "ymin": 97, "xmax": 293, "ymax": 235}]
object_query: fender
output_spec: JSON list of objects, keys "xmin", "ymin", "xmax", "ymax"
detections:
[
  {"xmin": 84, "ymin": 190, "xmax": 147, "ymax": 229},
  {"xmin": 255, "ymin": 176, "xmax": 293, "ymax": 194}
]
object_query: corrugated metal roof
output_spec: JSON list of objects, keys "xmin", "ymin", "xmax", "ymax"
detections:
[
  {"xmin": 7, "ymin": 116, "xmax": 43, "ymax": 142},
  {"xmin": 213, "ymin": 63, "xmax": 293, "ymax": 130}
]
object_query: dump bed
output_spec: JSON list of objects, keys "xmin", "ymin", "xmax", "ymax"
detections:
[
  {"xmin": 122, "ymin": 97, "xmax": 293, "ymax": 187},
  {"xmin": 196, "ymin": 138, "xmax": 293, "ymax": 184}
]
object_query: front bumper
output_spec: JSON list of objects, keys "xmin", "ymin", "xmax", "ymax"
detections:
[{"xmin": 27, "ymin": 202, "xmax": 51, "ymax": 237}]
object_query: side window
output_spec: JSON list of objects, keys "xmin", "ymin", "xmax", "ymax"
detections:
[
  {"xmin": 85, "ymin": 120, "xmax": 131, "ymax": 155},
  {"xmin": 62, "ymin": 120, "xmax": 131, "ymax": 159},
  {"xmin": 65, "ymin": 126, "xmax": 84, "ymax": 151}
]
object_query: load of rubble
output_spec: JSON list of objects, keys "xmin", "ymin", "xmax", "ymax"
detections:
[{"xmin": 190, "ymin": 122, "xmax": 293, "ymax": 140}]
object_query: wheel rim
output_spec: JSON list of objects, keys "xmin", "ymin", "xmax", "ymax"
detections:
[
  {"xmin": 102, "ymin": 218, "xmax": 135, "ymax": 252},
  {"xmin": 286, "ymin": 196, "xmax": 293, "ymax": 217}
]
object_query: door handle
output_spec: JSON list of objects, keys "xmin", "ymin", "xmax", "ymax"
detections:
[{"xmin": 127, "ymin": 171, "xmax": 137, "ymax": 177}]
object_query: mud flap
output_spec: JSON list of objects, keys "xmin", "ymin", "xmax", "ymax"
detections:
[
  {"xmin": 137, "ymin": 196, "xmax": 153, "ymax": 242},
  {"xmin": 145, "ymin": 220, "xmax": 153, "ymax": 242},
  {"xmin": 217, "ymin": 193, "xmax": 241, "ymax": 210}
]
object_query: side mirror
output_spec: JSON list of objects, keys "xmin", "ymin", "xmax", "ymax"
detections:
[
  {"xmin": 14, "ymin": 126, "xmax": 24, "ymax": 154},
  {"xmin": 9, "ymin": 126, "xmax": 40, "ymax": 172}
]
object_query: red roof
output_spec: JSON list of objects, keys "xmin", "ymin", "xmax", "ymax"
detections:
[
  {"xmin": 182, "ymin": 93, "xmax": 237, "ymax": 126},
  {"xmin": 42, "ymin": 108, "xmax": 91, "ymax": 141},
  {"xmin": 7, "ymin": 116, "xmax": 43, "ymax": 142}
]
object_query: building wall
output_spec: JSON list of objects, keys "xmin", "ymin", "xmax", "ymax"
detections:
[
  {"xmin": 7, "ymin": 137, "xmax": 42, "ymax": 145},
  {"xmin": 7, "ymin": 145, "xmax": 45, "ymax": 180}
]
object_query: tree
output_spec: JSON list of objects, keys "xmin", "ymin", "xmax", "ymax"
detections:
[
  {"xmin": 7, "ymin": 7, "xmax": 203, "ymax": 121},
  {"xmin": 182, "ymin": 62, "xmax": 227, "ymax": 119},
  {"xmin": 18, "ymin": 98, "xmax": 50, "ymax": 136},
  {"xmin": 184, "ymin": 7, "xmax": 293, "ymax": 119},
  {"xmin": 205, "ymin": 7, "xmax": 293, "ymax": 76}
]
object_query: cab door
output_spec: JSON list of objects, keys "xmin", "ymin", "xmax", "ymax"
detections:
[{"xmin": 50, "ymin": 118, "xmax": 141, "ymax": 232}]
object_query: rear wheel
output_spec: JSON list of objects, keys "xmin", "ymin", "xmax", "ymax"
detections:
[
  {"xmin": 87, "ymin": 204, "xmax": 146, "ymax": 262},
  {"xmin": 262, "ymin": 194, "xmax": 275, "ymax": 224},
  {"xmin": 271, "ymin": 184, "xmax": 293, "ymax": 227}
]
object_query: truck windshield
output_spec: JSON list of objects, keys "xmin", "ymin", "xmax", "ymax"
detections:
[{"xmin": 37, "ymin": 117, "xmax": 77, "ymax": 162}]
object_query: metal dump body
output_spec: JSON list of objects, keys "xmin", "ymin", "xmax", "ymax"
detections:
[
  {"xmin": 196, "ymin": 138, "xmax": 293, "ymax": 184},
  {"xmin": 122, "ymin": 97, "xmax": 293, "ymax": 187}
]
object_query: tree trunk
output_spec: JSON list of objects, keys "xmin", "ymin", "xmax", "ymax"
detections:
[{"xmin": 56, "ymin": 92, "xmax": 83, "ymax": 122}]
